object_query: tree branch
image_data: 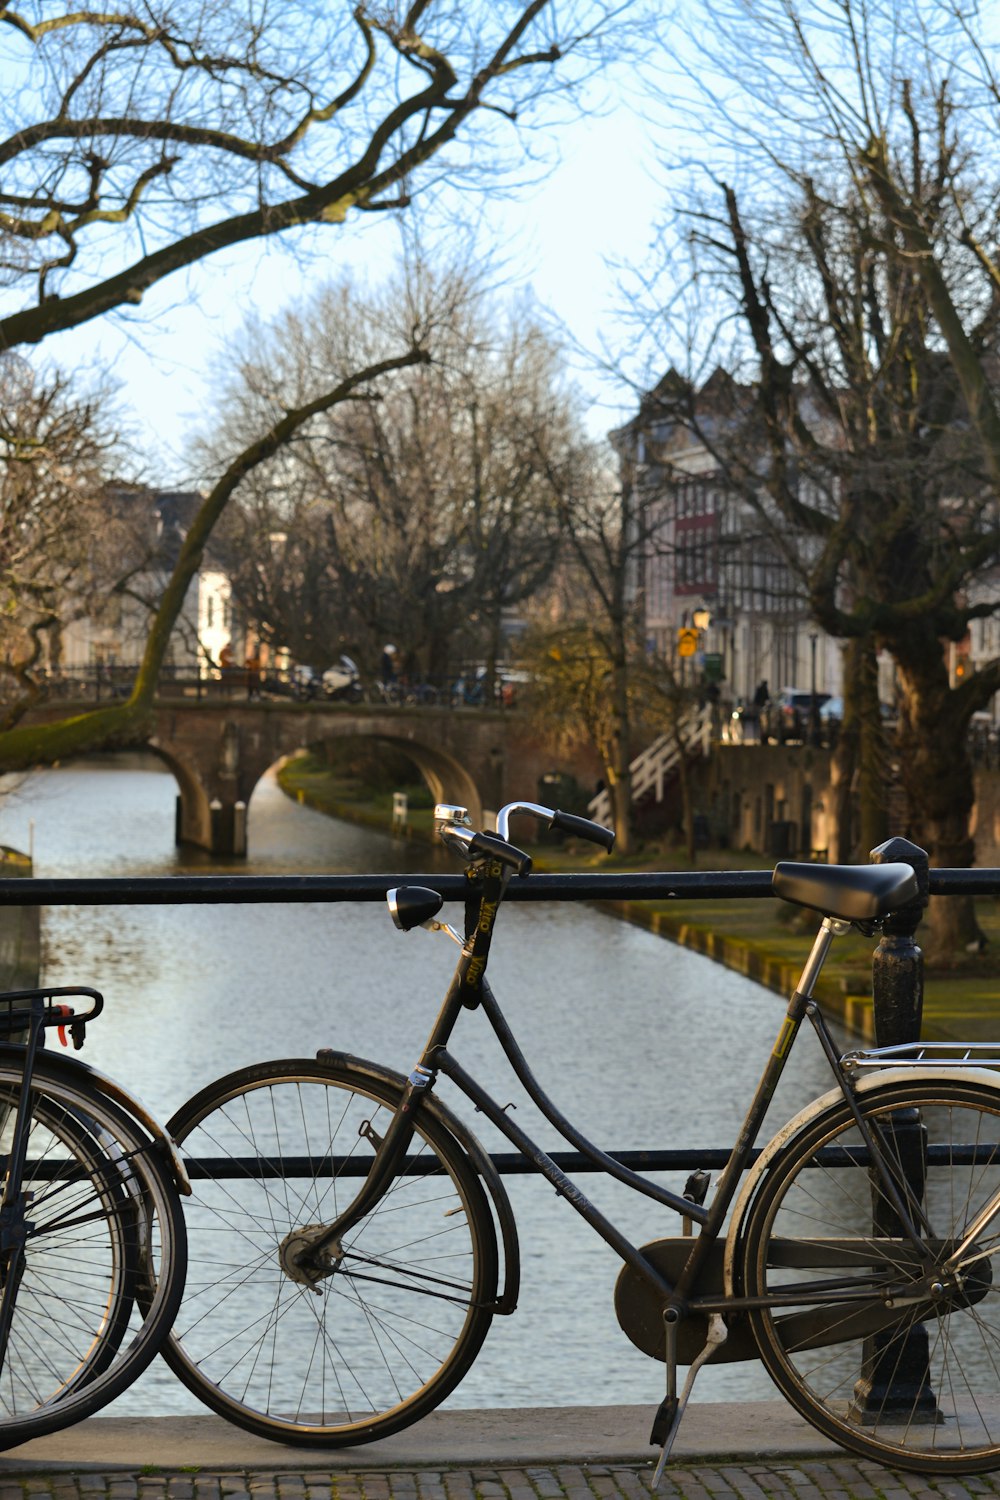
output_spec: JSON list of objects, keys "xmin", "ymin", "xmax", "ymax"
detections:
[{"xmin": 0, "ymin": 343, "xmax": 430, "ymax": 768}]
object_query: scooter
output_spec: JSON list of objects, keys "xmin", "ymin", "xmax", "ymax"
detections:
[{"xmin": 291, "ymin": 655, "xmax": 363, "ymax": 702}]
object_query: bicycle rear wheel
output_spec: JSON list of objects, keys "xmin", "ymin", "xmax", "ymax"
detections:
[
  {"xmin": 0, "ymin": 1053, "xmax": 186, "ymax": 1448},
  {"xmin": 740, "ymin": 1075, "xmax": 1000, "ymax": 1473},
  {"xmin": 164, "ymin": 1058, "xmax": 499, "ymax": 1446}
]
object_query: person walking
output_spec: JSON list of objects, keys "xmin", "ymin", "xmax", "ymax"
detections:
[
  {"xmin": 219, "ymin": 642, "xmax": 235, "ymax": 696},
  {"xmin": 245, "ymin": 643, "xmax": 262, "ymax": 700},
  {"xmin": 380, "ymin": 643, "xmax": 398, "ymax": 700},
  {"xmin": 746, "ymin": 678, "xmax": 769, "ymax": 742}
]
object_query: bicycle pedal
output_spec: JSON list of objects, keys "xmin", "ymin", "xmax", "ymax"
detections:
[
  {"xmin": 649, "ymin": 1396, "xmax": 682, "ymax": 1489},
  {"xmin": 649, "ymin": 1394, "xmax": 677, "ymax": 1447}
]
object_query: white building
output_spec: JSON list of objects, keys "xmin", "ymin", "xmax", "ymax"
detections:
[{"xmin": 59, "ymin": 489, "xmax": 235, "ymax": 676}]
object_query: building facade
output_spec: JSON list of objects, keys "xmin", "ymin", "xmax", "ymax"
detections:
[
  {"xmin": 58, "ymin": 488, "xmax": 237, "ymax": 675},
  {"xmin": 614, "ymin": 377, "xmax": 845, "ymax": 713}
]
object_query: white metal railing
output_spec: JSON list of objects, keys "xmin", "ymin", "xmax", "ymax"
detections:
[{"xmin": 587, "ymin": 707, "xmax": 715, "ymax": 828}]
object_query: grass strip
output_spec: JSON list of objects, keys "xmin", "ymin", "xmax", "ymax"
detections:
[{"xmin": 276, "ymin": 754, "xmax": 1000, "ymax": 1044}]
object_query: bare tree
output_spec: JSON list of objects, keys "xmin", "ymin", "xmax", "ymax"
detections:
[
  {"xmin": 0, "ymin": 0, "xmax": 636, "ymax": 773},
  {"xmin": 519, "ymin": 436, "xmax": 701, "ymax": 854},
  {"xmin": 207, "ymin": 270, "xmax": 584, "ymax": 686},
  {"xmin": 0, "ymin": 360, "xmax": 143, "ymax": 725},
  {"xmin": 0, "ymin": 338, "xmax": 431, "ymax": 768},
  {"xmin": 635, "ymin": 0, "xmax": 1000, "ymax": 956},
  {"xmin": 0, "ymin": 2, "xmax": 625, "ymax": 353},
  {"xmin": 553, "ymin": 468, "xmax": 645, "ymax": 852}
]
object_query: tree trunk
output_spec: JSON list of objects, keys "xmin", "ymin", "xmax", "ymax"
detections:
[
  {"xmin": 827, "ymin": 639, "xmax": 893, "ymax": 864},
  {"xmin": 0, "ymin": 700, "xmax": 154, "ymax": 771},
  {"xmin": 674, "ymin": 725, "xmax": 696, "ymax": 864},
  {"xmin": 829, "ymin": 640, "xmax": 862, "ymax": 862},
  {"xmin": 605, "ymin": 717, "xmax": 633, "ymax": 856},
  {"xmin": 601, "ymin": 612, "xmax": 634, "ymax": 854},
  {"xmin": 828, "ymin": 637, "xmax": 889, "ymax": 862},
  {"xmin": 829, "ymin": 725, "xmax": 856, "ymax": 864},
  {"xmin": 0, "ymin": 349, "xmax": 428, "ymax": 775},
  {"xmin": 894, "ymin": 647, "xmax": 984, "ymax": 961},
  {"xmin": 857, "ymin": 641, "xmax": 890, "ymax": 856}
]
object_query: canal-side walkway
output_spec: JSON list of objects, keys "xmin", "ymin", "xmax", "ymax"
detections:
[
  {"xmin": 3, "ymin": 1458, "xmax": 997, "ymax": 1500},
  {"xmin": 0, "ymin": 1407, "xmax": 997, "ymax": 1500}
]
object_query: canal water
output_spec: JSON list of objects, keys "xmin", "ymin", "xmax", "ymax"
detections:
[{"xmin": 0, "ymin": 754, "xmax": 850, "ymax": 1416}]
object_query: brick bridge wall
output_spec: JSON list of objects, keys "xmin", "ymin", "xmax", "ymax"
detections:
[{"xmin": 22, "ymin": 698, "xmax": 600, "ymax": 855}]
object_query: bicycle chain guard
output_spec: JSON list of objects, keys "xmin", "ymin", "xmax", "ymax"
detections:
[
  {"xmin": 615, "ymin": 1234, "xmax": 993, "ymax": 1366},
  {"xmin": 614, "ymin": 1238, "xmax": 757, "ymax": 1364}
]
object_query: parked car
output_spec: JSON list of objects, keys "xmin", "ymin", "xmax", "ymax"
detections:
[
  {"xmin": 761, "ymin": 687, "xmax": 831, "ymax": 744},
  {"xmin": 291, "ymin": 656, "xmax": 363, "ymax": 703},
  {"xmin": 816, "ymin": 698, "xmax": 897, "ymax": 742}
]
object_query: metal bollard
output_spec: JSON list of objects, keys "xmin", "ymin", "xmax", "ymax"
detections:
[
  {"xmin": 391, "ymin": 791, "xmax": 408, "ymax": 834},
  {"xmin": 851, "ymin": 836, "xmax": 938, "ymax": 1422}
]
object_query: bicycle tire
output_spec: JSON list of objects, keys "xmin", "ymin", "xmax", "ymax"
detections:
[
  {"xmin": 164, "ymin": 1057, "xmax": 499, "ymax": 1446},
  {"xmin": 0, "ymin": 1053, "xmax": 186, "ymax": 1448},
  {"xmin": 740, "ymin": 1074, "xmax": 1000, "ymax": 1473}
]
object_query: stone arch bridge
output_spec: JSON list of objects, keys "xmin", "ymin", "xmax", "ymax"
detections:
[{"xmin": 24, "ymin": 698, "xmax": 573, "ymax": 855}]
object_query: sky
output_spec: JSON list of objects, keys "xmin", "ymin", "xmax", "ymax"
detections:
[
  {"xmin": 23, "ymin": 1, "xmax": 1000, "ymax": 486},
  {"xmin": 36, "ymin": 85, "xmax": 665, "ymax": 485}
]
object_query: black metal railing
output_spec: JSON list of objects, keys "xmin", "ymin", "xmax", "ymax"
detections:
[
  {"xmin": 18, "ymin": 664, "xmax": 519, "ymax": 710},
  {"xmin": 8, "ymin": 840, "xmax": 989, "ymax": 1428},
  {"xmin": 1, "ymin": 837, "xmax": 990, "ymax": 1175}
]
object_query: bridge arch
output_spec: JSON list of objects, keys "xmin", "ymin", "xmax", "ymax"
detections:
[
  {"xmin": 146, "ymin": 741, "xmax": 214, "ymax": 850},
  {"xmin": 311, "ymin": 732, "xmax": 484, "ymax": 827},
  {"xmin": 148, "ymin": 704, "xmax": 500, "ymax": 855},
  {"xmin": 18, "ymin": 696, "xmax": 579, "ymax": 857}
]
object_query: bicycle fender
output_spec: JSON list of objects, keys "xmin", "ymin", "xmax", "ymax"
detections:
[
  {"xmin": 316, "ymin": 1049, "xmax": 520, "ymax": 1315},
  {"xmin": 0, "ymin": 1043, "xmax": 192, "ymax": 1196},
  {"xmin": 721, "ymin": 1064, "xmax": 1000, "ymax": 1298}
]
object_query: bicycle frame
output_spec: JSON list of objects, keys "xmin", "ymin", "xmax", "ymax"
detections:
[
  {"xmin": 305, "ymin": 859, "xmax": 935, "ymax": 1328},
  {"xmin": 157, "ymin": 801, "xmax": 1000, "ymax": 1475}
]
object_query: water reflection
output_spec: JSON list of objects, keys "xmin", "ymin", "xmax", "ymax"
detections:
[{"xmin": 0, "ymin": 754, "xmax": 854, "ymax": 1414}]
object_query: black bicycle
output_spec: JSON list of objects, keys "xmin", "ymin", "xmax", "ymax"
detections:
[
  {"xmin": 164, "ymin": 799, "xmax": 1000, "ymax": 1475},
  {"xmin": 0, "ymin": 985, "xmax": 187, "ymax": 1448}
]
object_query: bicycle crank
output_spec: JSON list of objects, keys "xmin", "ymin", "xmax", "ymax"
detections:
[{"xmin": 615, "ymin": 1238, "xmax": 758, "ymax": 1363}]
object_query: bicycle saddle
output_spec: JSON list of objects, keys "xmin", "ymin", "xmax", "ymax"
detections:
[{"xmin": 772, "ymin": 861, "xmax": 919, "ymax": 921}]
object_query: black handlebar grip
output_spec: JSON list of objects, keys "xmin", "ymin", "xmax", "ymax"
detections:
[
  {"xmin": 551, "ymin": 808, "xmax": 616, "ymax": 852},
  {"xmin": 469, "ymin": 831, "xmax": 533, "ymax": 877}
]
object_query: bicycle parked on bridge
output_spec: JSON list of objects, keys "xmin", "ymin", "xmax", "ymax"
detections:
[
  {"xmin": 0, "ymin": 985, "xmax": 187, "ymax": 1449},
  {"xmin": 162, "ymin": 800, "xmax": 1000, "ymax": 1476}
]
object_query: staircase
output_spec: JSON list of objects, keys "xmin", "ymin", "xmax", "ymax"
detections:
[{"xmin": 587, "ymin": 708, "xmax": 715, "ymax": 829}]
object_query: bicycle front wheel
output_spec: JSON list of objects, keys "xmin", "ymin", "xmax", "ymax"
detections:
[
  {"xmin": 0, "ymin": 1053, "xmax": 186, "ymax": 1448},
  {"xmin": 741, "ymin": 1075, "xmax": 1000, "ymax": 1473},
  {"xmin": 164, "ymin": 1058, "xmax": 499, "ymax": 1446}
]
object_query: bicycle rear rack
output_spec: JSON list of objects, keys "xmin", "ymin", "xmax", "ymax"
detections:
[{"xmin": 842, "ymin": 1041, "xmax": 1000, "ymax": 1070}]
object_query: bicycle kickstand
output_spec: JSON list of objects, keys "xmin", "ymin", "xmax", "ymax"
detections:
[{"xmin": 650, "ymin": 1313, "xmax": 729, "ymax": 1487}]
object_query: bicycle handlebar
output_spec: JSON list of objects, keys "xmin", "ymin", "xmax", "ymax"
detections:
[
  {"xmin": 432, "ymin": 799, "xmax": 611, "ymax": 875},
  {"xmin": 549, "ymin": 808, "xmax": 615, "ymax": 851},
  {"xmin": 437, "ymin": 822, "xmax": 533, "ymax": 877},
  {"xmin": 495, "ymin": 800, "xmax": 615, "ymax": 852}
]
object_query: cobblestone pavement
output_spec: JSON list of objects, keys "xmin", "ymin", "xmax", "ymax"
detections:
[{"xmin": 4, "ymin": 1462, "xmax": 1000, "ymax": 1500}]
